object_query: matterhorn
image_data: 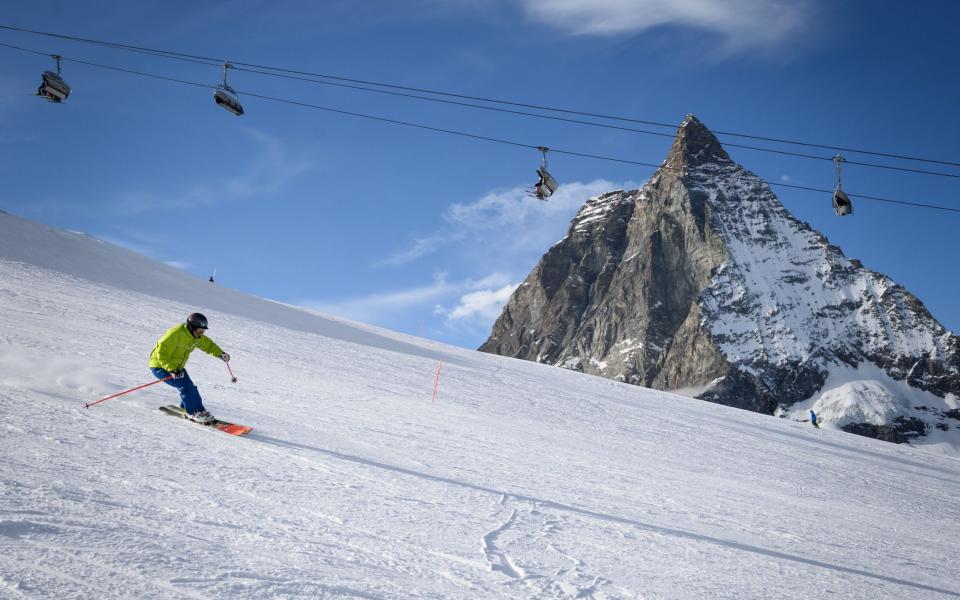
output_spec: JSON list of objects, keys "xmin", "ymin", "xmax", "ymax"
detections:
[{"xmin": 481, "ymin": 115, "xmax": 960, "ymax": 446}]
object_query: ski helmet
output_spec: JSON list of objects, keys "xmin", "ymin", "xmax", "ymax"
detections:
[{"xmin": 186, "ymin": 312, "xmax": 209, "ymax": 332}]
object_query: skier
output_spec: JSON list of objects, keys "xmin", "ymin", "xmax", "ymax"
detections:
[
  {"xmin": 810, "ymin": 409, "xmax": 819, "ymax": 428},
  {"xmin": 149, "ymin": 313, "xmax": 230, "ymax": 424}
]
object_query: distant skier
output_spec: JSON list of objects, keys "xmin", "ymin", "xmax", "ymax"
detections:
[
  {"xmin": 149, "ymin": 313, "xmax": 230, "ymax": 424},
  {"xmin": 810, "ymin": 409, "xmax": 819, "ymax": 428}
]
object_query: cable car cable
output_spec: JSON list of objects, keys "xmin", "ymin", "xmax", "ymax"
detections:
[
  {"xmin": 2, "ymin": 23, "xmax": 959, "ymax": 169},
  {"xmin": 227, "ymin": 64, "xmax": 959, "ymax": 180},
  {"xmin": 1, "ymin": 42, "xmax": 957, "ymax": 213},
  {"xmin": 5, "ymin": 33, "xmax": 956, "ymax": 179}
]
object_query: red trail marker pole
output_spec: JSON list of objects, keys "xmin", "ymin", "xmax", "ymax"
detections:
[
  {"xmin": 83, "ymin": 375, "xmax": 174, "ymax": 409},
  {"xmin": 431, "ymin": 361, "xmax": 443, "ymax": 403}
]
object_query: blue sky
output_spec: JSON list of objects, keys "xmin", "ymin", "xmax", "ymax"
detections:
[{"xmin": 2, "ymin": 0, "xmax": 958, "ymax": 349}]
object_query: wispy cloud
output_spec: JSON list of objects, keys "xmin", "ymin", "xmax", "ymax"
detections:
[
  {"xmin": 516, "ymin": 0, "xmax": 816, "ymax": 53},
  {"xmin": 306, "ymin": 179, "xmax": 633, "ymax": 340},
  {"xmin": 382, "ymin": 179, "xmax": 624, "ymax": 268},
  {"xmin": 377, "ymin": 231, "xmax": 465, "ymax": 267},
  {"xmin": 112, "ymin": 127, "xmax": 313, "ymax": 214},
  {"xmin": 302, "ymin": 272, "xmax": 456, "ymax": 324},
  {"xmin": 173, "ymin": 127, "xmax": 313, "ymax": 208},
  {"xmin": 443, "ymin": 282, "xmax": 519, "ymax": 322},
  {"xmin": 364, "ymin": 179, "xmax": 629, "ymax": 336},
  {"xmin": 302, "ymin": 271, "xmax": 519, "ymax": 327}
]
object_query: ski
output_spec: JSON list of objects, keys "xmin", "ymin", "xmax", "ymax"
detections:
[{"xmin": 158, "ymin": 405, "xmax": 252, "ymax": 436}]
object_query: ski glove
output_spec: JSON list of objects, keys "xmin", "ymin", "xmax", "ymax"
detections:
[
  {"xmin": 171, "ymin": 369, "xmax": 186, "ymax": 379},
  {"xmin": 220, "ymin": 352, "xmax": 230, "ymax": 363}
]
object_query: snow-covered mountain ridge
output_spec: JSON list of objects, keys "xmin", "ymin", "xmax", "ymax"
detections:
[
  {"xmin": 482, "ymin": 115, "xmax": 960, "ymax": 448},
  {"xmin": 689, "ymin": 124, "xmax": 960, "ymax": 437}
]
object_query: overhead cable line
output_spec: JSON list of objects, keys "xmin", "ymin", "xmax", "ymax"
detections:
[
  {"xmin": 1, "ymin": 43, "xmax": 958, "ymax": 213},
  {"xmin": 2, "ymin": 23, "xmax": 959, "ymax": 170},
  {"xmin": 0, "ymin": 40, "xmax": 47, "ymax": 57},
  {"xmin": 230, "ymin": 64, "xmax": 958, "ymax": 180},
  {"xmin": 7, "ymin": 35, "xmax": 958, "ymax": 180}
]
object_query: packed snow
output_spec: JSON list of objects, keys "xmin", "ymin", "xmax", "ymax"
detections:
[{"xmin": 2, "ymin": 211, "xmax": 959, "ymax": 599}]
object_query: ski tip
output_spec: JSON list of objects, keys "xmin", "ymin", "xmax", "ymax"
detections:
[{"xmin": 216, "ymin": 423, "xmax": 252, "ymax": 436}]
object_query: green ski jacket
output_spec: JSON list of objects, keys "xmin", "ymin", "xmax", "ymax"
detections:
[{"xmin": 149, "ymin": 324, "xmax": 224, "ymax": 371}]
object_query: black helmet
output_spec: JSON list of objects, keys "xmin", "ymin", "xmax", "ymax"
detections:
[{"xmin": 186, "ymin": 312, "xmax": 209, "ymax": 332}]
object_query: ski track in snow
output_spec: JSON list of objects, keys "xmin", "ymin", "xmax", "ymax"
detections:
[
  {"xmin": 481, "ymin": 506, "xmax": 527, "ymax": 579},
  {"xmin": 2, "ymin": 218, "xmax": 960, "ymax": 599}
]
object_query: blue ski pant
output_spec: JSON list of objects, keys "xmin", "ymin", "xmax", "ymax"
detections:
[{"xmin": 151, "ymin": 367, "xmax": 205, "ymax": 414}]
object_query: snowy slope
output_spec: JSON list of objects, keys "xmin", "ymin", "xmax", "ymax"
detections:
[{"xmin": 1, "ymin": 211, "xmax": 959, "ymax": 599}]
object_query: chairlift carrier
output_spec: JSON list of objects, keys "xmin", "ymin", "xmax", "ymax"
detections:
[
  {"xmin": 38, "ymin": 55, "xmax": 70, "ymax": 103},
  {"xmin": 832, "ymin": 154, "xmax": 853, "ymax": 216},
  {"xmin": 213, "ymin": 62, "xmax": 244, "ymax": 116},
  {"xmin": 531, "ymin": 146, "xmax": 558, "ymax": 200}
]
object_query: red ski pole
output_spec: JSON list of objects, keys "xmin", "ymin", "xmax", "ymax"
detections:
[
  {"xmin": 226, "ymin": 362, "xmax": 237, "ymax": 383},
  {"xmin": 83, "ymin": 375, "xmax": 174, "ymax": 409}
]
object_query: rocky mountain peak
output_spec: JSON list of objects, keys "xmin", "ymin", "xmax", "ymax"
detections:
[
  {"xmin": 666, "ymin": 114, "xmax": 731, "ymax": 170},
  {"xmin": 482, "ymin": 115, "xmax": 960, "ymax": 448}
]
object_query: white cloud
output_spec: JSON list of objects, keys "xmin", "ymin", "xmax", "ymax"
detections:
[
  {"xmin": 517, "ymin": 0, "xmax": 815, "ymax": 52},
  {"xmin": 371, "ymin": 179, "xmax": 628, "ymax": 336},
  {"xmin": 377, "ymin": 231, "xmax": 465, "ymax": 267},
  {"xmin": 304, "ymin": 271, "xmax": 521, "ymax": 330},
  {"xmin": 303, "ymin": 272, "xmax": 455, "ymax": 323},
  {"xmin": 323, "ymin": 179, "xmax": 631, "ymax": 339},
  {"xmin": 446, "ymin": 283, "xmax": 519, "ymax": 322},
  {"xmin": 382, "ymin": 178, "xmax": 624, "ymax": 268}
]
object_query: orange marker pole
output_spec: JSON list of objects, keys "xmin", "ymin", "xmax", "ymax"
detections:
[{"xmin": 431, "ymin": 361, "xmax": 443, "ymax": 403}]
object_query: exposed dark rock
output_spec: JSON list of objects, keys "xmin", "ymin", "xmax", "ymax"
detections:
[{"xmin": 843, "ymin": 417, "xmax": 927, "ymax": 444}]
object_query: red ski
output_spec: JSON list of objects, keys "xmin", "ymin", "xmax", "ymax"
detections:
[{"xmin": 159, "ymin": 405, "xmax": 252, "ymax": 436}]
